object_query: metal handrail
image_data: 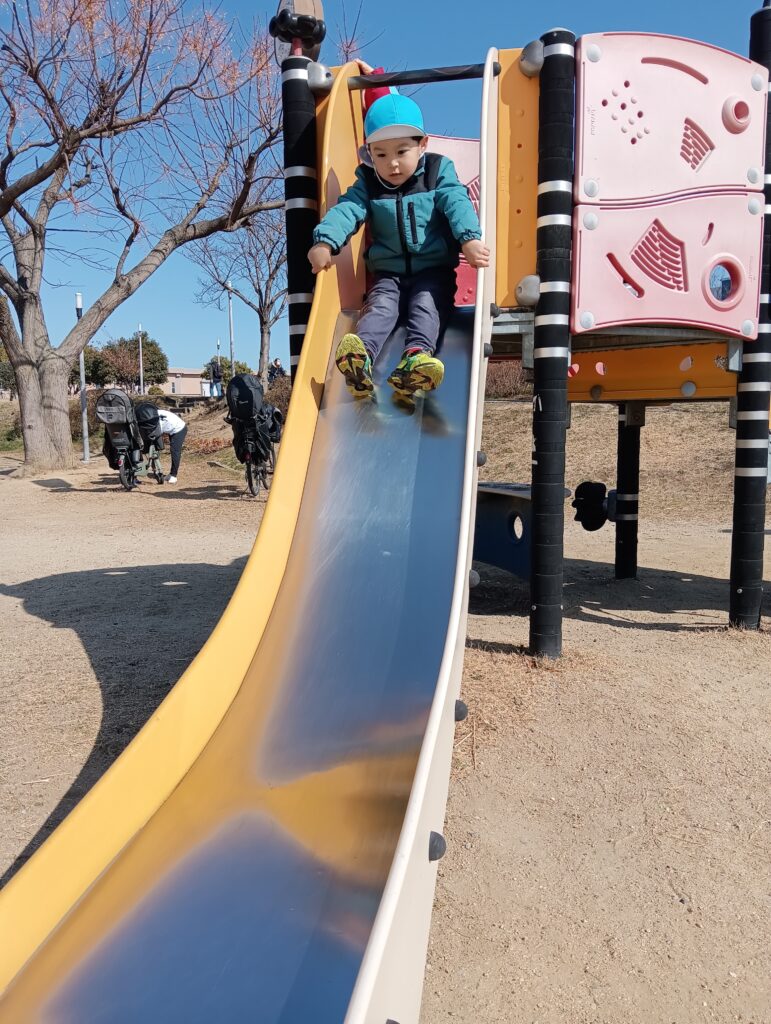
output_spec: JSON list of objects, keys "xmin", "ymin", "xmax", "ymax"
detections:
[{"xmin": 347, "ymin": 62, "xmax": 500, "ymax": 90}]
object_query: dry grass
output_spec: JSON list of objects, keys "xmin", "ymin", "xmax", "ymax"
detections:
[
  {"xmin": 485, "ymin": 359, "xmax": 530, "ymax": 399},
  {"xmin": 481, "ymin": 400, "xmax": 738, "ymax": 520},
  {"xmin": 265, "ymin": 377, "xmax": 292, "ymax": 417},
  {"xmin": 453, "ymin": 643, "xmax": 620, "ymax": 776}
]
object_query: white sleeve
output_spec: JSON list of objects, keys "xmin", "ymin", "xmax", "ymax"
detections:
[{"xmin": 159, "ymin": 411, "xmax": 184, "ymax": 434}]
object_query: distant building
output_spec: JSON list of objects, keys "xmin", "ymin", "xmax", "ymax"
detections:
[
  {"xmin": 160, "ymin": 367, "xmax": 210, "ymax": 397},
  {"xmin": 709, "ymin": 265, "xmax": 733, "ymax": 303}
]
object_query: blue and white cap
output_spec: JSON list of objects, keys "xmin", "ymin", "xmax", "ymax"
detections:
[{"xmin": 364, "ymin": 94, "xmax": 426, "ymax": 144}]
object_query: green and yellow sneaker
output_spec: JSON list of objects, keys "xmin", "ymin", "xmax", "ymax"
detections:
[
  {"xmin": 387, "ymin": 350, "xmax": 445, "ymax": 396},
  {"xmin": 335, "ymin": 333, "xmax": 374, "ymax": 398}
]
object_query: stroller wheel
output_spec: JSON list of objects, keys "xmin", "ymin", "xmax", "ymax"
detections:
[{"xmin": 118, "ymin": 459, "xmax": 137, "ymax": 491}]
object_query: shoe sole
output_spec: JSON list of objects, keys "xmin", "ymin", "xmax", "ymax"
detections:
[
  {"xmin": 336, "ymin": 351, "xmax": 374, "ymax": 398},
  {"xmin": 387, "ymin": 365, "xmax": 444, "ymax": 396}
]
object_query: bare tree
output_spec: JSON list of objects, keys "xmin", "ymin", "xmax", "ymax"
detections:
[
  {"xmin": 0, "ymin": 0, "xmax": 283, "ymax": 469},
  {"xmin": 335, "ymin": 0, "xmax": 382, "ymax": 62},
  {"xmin": 190, "ymin": 207, "xmax": 286, "ymax": 388}
]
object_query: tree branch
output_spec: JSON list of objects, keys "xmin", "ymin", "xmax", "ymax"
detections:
[
  {"xmin": 0, "ymin": 143, "xmax": 74, "ymax": 220},
  {"xmin": 58, "ymin": 197, "xmax": 284, "ymax": 363},
  {"xmin": 0, "ymin": 264, "xmax": 22, "ymax": 304},
  {"xmin": 0, "ymin": 294, "xmax": 23, "ymax": 361}
]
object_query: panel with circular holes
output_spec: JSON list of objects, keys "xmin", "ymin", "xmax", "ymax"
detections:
[{"xmin": 576, "ymin": 33, "xmax": 768, "ymax": 204}]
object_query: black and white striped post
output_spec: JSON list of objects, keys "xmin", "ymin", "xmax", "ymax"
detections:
[
  {"xmin": 729, "ymin": 4, "xmax": 771, "ymax": 627},
  {"xmin": 281, "ymin": 53, "xmax": 319, "ymax": 379},
  {"xmin": 615, "ymin": 404, "xmax": 641, "ymax": 580},
  {"xmin": 529, "ymin": 29, "xmax": 576, "ymax": 659}
]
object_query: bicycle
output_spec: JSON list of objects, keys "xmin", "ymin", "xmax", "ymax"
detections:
[
  {"xmin": 225, "ymin": 373, "xmax": 283, "ymax": 498},
  {"xmin": 229, "ymin": 417, "xmax": 274, "ymax": 497},
  {"xmin": 116, "ymin": 442, "xmax": 166, "ymax": 491}
]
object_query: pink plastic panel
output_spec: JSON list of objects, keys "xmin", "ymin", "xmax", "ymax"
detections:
[
  {"xmin": 427, "ymin": 134, "xmax": 480, "ymax": 306},
  {"xmin": 576, "ymin": 33, "xmax": 768, "ymax": 203},
  {"xmin": 572, "ymin": 193, "xmax": 763, "ymax": 337}
]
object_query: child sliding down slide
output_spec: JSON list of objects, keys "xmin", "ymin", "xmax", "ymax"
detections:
[{"xmin": 308, "ymin": 70, "xmax": 489, "ymax": 399}]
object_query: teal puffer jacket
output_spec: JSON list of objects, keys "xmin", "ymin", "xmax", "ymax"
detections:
[{"xmin": 312, "ymin": 154, "xmax": 481, "ymax": 275}]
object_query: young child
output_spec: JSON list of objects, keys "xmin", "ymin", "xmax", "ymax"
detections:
[{"xmin": 308, "ymin": 83, "xmax": 489, "ymax": 399}]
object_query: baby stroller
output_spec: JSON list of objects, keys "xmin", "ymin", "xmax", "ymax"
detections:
[
  {"xmin": 135, "ymin": 403, "xmax": 165, "ymax": 455},
  {"xmin": 226, "ymin": 374, "xmax": 278, "ymax": 497},
  {"xmin": 96, "ymin": 390, "xmax": 165, "ymax": 491}
]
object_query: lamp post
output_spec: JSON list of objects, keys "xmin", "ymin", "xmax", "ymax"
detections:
[
  {"xmin": 137, "ymin": 322, "xmax": 145, "ymax": 395},
  {"xmin": 75, "ymin": 292, "xmax": 89, "ymax": 463},
  {"xmin": 226, "ymin": 280, "xmax": 235, "ymax": 377}
]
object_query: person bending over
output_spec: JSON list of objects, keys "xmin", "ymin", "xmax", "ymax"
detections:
[{"xmin": 158, "ymin": 408, "xmax": 187, "ymax": 484}]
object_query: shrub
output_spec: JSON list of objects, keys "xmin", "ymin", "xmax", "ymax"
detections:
[
  {"xmin": 186, "ymin": 436, "xmax": 231, "ymax": 455},
  {"xmin": 3, "ymin": 408, "xmax": 21, "ymax": 444},
  {"xmin": 265, "ymin": 376, "xmax": 292, "ymax": 417},
  {"xmin": 147, "ymin": 385, "xmax": 165, "ymax": 397},
  {"xmin": 69, "ymin": 390, "xmax": 105, "ymax": 440},
  {"xmin": 485, "ymin": 360, "xmax": 530, "ymax": 399}
]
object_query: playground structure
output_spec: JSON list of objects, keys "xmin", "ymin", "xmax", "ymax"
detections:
[{"xmin": 0, "ymin": 3, "xmax": 769, "ymax": 1023}]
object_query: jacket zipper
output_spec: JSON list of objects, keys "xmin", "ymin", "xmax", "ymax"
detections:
[
  {"xmin": 408, "ymin": 202, "xmax": 419, "ymax": 245},
  {"xmin": 395, "ymin": 192, "xmax": 412, "ymax": 275}
]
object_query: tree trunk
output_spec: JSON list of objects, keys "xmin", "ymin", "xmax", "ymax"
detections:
[
  {"xmin": 14, "ymin": 359, "xmax": 61, "ymax": 469},
  {"xmin": 259, "ymin": 326, "xmax": 271, "ymax": 389},
  {"xmin": 1, "ymin": 295, "xmax": 78, "ymax": 471},
  {"xmin": 15, "ymin": 358, "xmax": 76, "ymax": 470},
  {"xmin": 39, "ymin": 350, "xmax": 76, "ymax": 466}
]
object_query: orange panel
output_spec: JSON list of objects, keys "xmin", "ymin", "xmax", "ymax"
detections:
[
  {"xmin": 567, "ymin": 343, "xmax": 738, "ymax": 403},
  {"xmin": 315, "ymin": 64, "xmax": 367, "ymax": 311},
  {"xmin": 495, "ymin": 49, "xmax": 539, "ymax": 308}
]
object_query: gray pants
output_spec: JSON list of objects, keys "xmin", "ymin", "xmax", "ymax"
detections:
[{"xmin": 356, "ymin": 267, "xmax": 456, "ymax": 361}]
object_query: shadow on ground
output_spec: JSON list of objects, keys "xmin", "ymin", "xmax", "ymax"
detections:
[
  {"xmin": 471, "ymin": 558, "xmax": 771, "ymax": 629},
  {"xmin": 0, "ymin": 556, "xmax": 247, "ymax": 888},
  {"xmin": 53, "ymin": 473, "xmax": 262, "ymax": 501},
  {"xmin": 32, "ymin": 477, "xmax": 76, "ymax": 491},
  {"xmin": 5, "ymin": 552, "xmax": 768, "ymax": 886}
]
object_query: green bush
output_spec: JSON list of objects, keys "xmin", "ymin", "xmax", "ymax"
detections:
[{"xmin": 147, "ymin": 385, "xmax": 165, "ymax": 397}]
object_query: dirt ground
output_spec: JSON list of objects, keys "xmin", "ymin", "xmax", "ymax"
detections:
[{"xmin": 1, "ymin": 400, "xmax": 769, "ymax": 1023}]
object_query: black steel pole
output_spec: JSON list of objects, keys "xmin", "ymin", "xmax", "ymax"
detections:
[
  {"xmin": 729, "ymin": 7, "xmax": 771, "ymax": 627},
  {"xmin": 348, "ymin": 63, "xmax": 497, "ymax": 90},
  {"xmin": 282, "ymin": 54, "xmax": 319, "ymax": 380},
  {"xmin": 615, "ymin": 405, "xmax": 641, "ymax": 580},
  {"xmin": 529, "ymin": 29, "xmax": 576, "ymax": 659}
]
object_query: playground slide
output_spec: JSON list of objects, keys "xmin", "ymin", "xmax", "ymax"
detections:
[{"xmin": 0, "ymin": 54, "xmax": 498, "ymax": 1022}]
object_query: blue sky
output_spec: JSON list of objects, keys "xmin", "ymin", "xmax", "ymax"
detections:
[{"xmin": 36, "ymin": 0, "xmax": 755, "ymax": 372}]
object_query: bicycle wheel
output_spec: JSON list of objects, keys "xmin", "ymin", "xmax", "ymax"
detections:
[
  {"xmin": 266, "ymin": 443, "xmax": 276, "ymax": 476},
  {"xmin": 245, "ymin": 458, "xmax": 260, "ymax": 497},
  {"xmin": 151, "ymin": 456, "xmax": 165, "ymax": 484},
  {"xmin": 118, "ymin": 457, "xmax": 137, "ymax": 491}
]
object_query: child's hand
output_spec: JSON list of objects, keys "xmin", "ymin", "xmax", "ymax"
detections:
[
  {"xmin": 308, "ymin": 243, "xmax": 333, "ymax": 274},
  {"xmin": 462, "ymin": 239, "xmax": 491, "ymax": 269},
  {"xmin": 356, "ymin": 59, "xmax": 375, "ymax": 75}
]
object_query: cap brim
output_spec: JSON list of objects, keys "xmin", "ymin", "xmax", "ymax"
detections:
[{"xmin": 366, "ymin": 125, "xmax": 426, "ymax": 144}]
